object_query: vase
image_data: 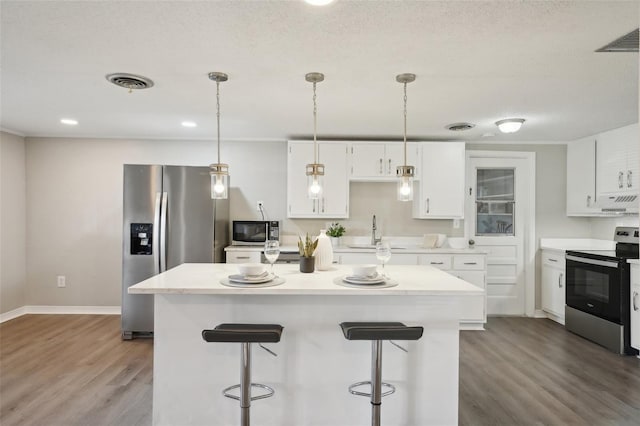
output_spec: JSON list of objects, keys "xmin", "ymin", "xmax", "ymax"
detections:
[
  {"xmin": 300, "ymin": 256, "xmax": 315, "ymax": 273},
  {"xmin": 329, "ymin": 236, "xmax": 341, "ymax": 249},
  {"xmin": 315, "ymin": 230, "xmax": 334, "ymax": 271}
]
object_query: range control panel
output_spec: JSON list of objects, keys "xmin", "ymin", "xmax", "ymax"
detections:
[{"xmin": 131, "ymin": 223, "xmax": 153, "ymax": 255}]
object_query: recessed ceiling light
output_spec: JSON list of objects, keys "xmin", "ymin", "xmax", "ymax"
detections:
[
  {"xmin": 495, "ymin": 118, "xmax": 525, "ymax": 133},
  {"xmin": 304, "ymin": 0, "xmax": 335, "ymax": 6},
  {"xmin": 181, "ymin": 121, "xmax": 197, "ymax": 128},
  {"xmin": 60, "ymin": 118, "xmax": 78, "ymax": 125}
]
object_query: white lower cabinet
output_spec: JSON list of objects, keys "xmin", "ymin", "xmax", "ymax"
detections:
[
  {"xmin": 541, "ymin": 250, "xmax": 566, "ymax": 324},
  {"xmin": 337, "ymin": 252, "xmax": 418, "ymax": 265},
  {"xmin": 226, "ymin": 250, "xmax": 261, "ymax": 264},
  {"xmin": 631, "ymin": 263, "xmax": 640, "ymax": 352}
]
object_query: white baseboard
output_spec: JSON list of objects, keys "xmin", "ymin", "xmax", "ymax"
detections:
[
  {"xmin": 0, "ymin": 305, "xmax": 121, "ymax": 323},
  {"xmin": 533, "ymin": 309, "xmax": 548, "ymax": 318}
]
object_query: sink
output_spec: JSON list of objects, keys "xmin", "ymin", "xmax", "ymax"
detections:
[{"xmin": 347, "ymin": 244, "xmax": 406, "ymax": 250}]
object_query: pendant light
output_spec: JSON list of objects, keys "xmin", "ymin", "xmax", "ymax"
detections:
[
  {"xmin": 305, "ymin": 72, "xmax": 325, "ymax": 199},
  {"xmin": 396, "ymin": 73, "xmax": 416, "ymax": 202},
  {"xmin": 208, "ymin": 72, "xmax": 229, "ymax": 199}
]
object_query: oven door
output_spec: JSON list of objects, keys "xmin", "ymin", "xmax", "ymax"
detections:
[{"xmin": 565, "ymin": 255, "xmax": 621, "ymax": 324}]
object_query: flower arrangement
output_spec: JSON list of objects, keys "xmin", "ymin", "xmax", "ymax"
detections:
[
  {"xmin": 327, "ymin": 222, "xmax": 346, "ymax": 238},
  {"xmin": 298, "ymin": 233, "xmax": 318, "ymax": 258}
]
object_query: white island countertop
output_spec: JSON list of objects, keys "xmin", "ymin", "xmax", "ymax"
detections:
[{"xmin": 128, "ymin": 263, "xmax": 483, "ymax": 296}]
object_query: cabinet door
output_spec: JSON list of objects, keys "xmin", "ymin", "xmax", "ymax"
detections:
[
  {"xmin": 351, "ymin": 143, "xmax": 386, "ymax": 178},
  {"xmin": 623, "ymin": 124, "xmax": 639, "ymax": 192},
  {"xmin": 318, "ymin": 142, "xmax": 349, "ymax": 218},
  {"xmin": 542, "ymin": 264, "xmax": 565, "ymax": 318},
  {"xmin": 384, "ymin": 143, "xmax": 405, "ymax": 176},
  {"xmin": 566, "ymin": 137, "xmax": 600, "ymax": 216},
  {"xmin": 287, "ymin": 142, "xmax": 317, "ymax": 217},
  {"xmin": 415, "ymin": 142, "xmax": 465, "ymax": 218},
  {"xmin": 596, "ymin": 124, "xmax": 637, "ymax": 196},
  {"xmin": 631, "ymin": 265, "xmax": 640, "ymax": 351}
]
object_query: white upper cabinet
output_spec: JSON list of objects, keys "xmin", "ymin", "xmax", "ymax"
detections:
[
  {"xmin": 596, "ymin": 123, "xmax": 639, "ymax": 196},
  {"xmin": 566, "ymin": 136, "xmax": 600, "ymax": 216},
  {"xmin": 413, "ymin": 142, "xmax": 466, "ymax": 219},
  {"xmin": 287, "ymin": 141, "xmax": 349, "ymax": 219},
  {"xmin": 350, "ymin": 142, "xmax": 417, "ymax": 181}
]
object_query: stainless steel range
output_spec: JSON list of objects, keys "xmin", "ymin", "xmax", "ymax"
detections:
[{"xmin": 565, "ymin": 227, "xmax": 639, "ymax": 355}]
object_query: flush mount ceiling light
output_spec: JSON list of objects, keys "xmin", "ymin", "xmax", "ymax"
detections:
[
  {"xmin": 396, "ymin": 73, "xmax": 416, "ymax": 202},
  {"xmin": 60, "ymin": 118, "xmax": 78, "ymax": 125},
  {"xmin": 304, "ymin": 0, "xmax": 335, "ymax": 6},
  {"xmin": 495, "ymin": 118, "xmax": 525, "ymax": 134},
  {"xmin": 208, "ymin": 72, "xmax": 229, "ymax": 200},
  {"xmin": 181, "ymin": 121, "xmax": 197, "ymax": 128},
  {"xmin": 305, "ymin": 72, "xmax": 325, "ymax": 200}
]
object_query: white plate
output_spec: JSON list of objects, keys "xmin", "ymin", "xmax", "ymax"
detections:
[
  {"xmin": 220, "ymin": 277, "xmax": 285, "ymax": 288},
  {"xmin": 334, "ymin": 277, "xmax": 398, "ymax": 289},
  {"xmin": 228, "ymin": 272, "xmax": 275, "ymax": 284},
  {"xmin": 343, "ymin": 274, "xmax": 386, "ymax": 285}
]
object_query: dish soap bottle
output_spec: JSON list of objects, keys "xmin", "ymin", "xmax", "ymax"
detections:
[{"xmin": 315, "ymin": 230, "xmax": 333, "ymax": 271}]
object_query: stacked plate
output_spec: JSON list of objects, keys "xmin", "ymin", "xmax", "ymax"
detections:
[
  {"xmin": 342, "ymin": 272, "xmax": 386, "ymax": 285},
  {"xmin": 228, "ymin": 271, "xmax": 275, "ymax": 284},
  {"xmin": 221, "ymin": 263, "xmax": 284, "ymax": 288}
]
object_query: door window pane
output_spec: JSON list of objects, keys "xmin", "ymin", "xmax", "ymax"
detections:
[{"xmin": 476, "ymin": 168, "xmax": 515, "ymax": 236}]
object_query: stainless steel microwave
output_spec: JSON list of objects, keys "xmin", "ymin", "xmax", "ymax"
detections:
[{"xmin": 232, "ymin": 221, "xmax": 279, "ymax": 245}]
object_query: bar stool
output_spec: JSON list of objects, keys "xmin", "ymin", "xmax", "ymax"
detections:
[
  {"xmin": 340, "ymin": 322, "xmax": 423, "ymax": 426},
  {"xmin": 202, "ymin": 323, "xmax": 283, "ymax": 426}
]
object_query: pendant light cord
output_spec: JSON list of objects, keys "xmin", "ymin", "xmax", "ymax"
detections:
[
  {"xmin": 216, "ymin": 80, "xmax": 221, "ymax": 164},
  {"xmin": 313, "ymin": 81, "xmax": 318, "ymax": 163},
  {"xmin": 403, "ymin": 81, "xmax": 407, "ymax": 167}
]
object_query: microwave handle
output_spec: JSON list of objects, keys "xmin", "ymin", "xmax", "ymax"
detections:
[{"xmin": 566, "ymin": 255, "xmax": 618, "ymax": 269}]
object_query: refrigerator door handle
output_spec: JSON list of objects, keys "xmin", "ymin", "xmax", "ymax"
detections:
[
  {"xmin": 160, "ymin": 192, "xmax": 168, "ymax": 272},
  {"xmin": 152, "ymin": 192, "xmax": 162, "ymax": 275}
]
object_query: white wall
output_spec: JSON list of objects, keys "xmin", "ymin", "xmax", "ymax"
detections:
[{"xmin": 1, "ymin": 131, "xmax": 27, "ymax": 314}]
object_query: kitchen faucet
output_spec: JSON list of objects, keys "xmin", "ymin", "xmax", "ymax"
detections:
[{"xmin": 371, "ymin": 214, "xmax": 381, "ymax": 246}]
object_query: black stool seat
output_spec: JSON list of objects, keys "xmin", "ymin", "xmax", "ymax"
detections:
[
  {"xmin": 340, "ymin": 322, "xmax": 423, "ymax": 341},
  {"xmin": 202, "ymin": 323, "xmax": 283, "ymax": 343}
]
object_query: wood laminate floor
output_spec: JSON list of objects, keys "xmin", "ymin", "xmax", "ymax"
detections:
[{"xmin": 1, "ymin": 315, "xmax": 639, "ymax": 425}]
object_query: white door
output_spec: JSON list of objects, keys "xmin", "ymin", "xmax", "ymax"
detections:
[
  {"xmin": 384, "ymin": 143, "xmax": 404, "ymax": 177},
  {"xmin": 465, "ymin": 153, "xmax": 533, "ymax": 316},
  {"xmin": 351, "ymin": 143, "xmax": 385, "ymax": 178},
  {"xmin": 318, "ymin": 142, "xmax": 349, "ymax": 218},
  {"xmin": 287, "ymin": 142, "xmax": 316, "ymax": 217}
]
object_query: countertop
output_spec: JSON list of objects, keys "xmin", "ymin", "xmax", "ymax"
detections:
[
  {"xmin": 539, "ymin": 238, "xmax": 615, "ymax": 252},
  {"xmin": 128, "ymin": 263, "xmax": 484, "ymax": 296},
  {"xmin": 628, "ymin": 259, "xmax": 639, "ymax": 265},
  {"xmin": 225, "ymin": 245, "xmax": 486, "ymax": 255}
]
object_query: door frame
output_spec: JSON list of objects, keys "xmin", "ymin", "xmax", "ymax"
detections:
[{"xmin": 465, "ymin": 150, "xmax": 536, "ymax": 317}]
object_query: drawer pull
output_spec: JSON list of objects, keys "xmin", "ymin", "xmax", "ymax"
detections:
[
  {"xmin": 236, "ymin": 256, "xmax": 251, "ymax": 260},
  {"xmin": 548, "ymin": 258, "xmax": 558, "ymax": 262},
  {"xmin": 634, "ymin": 291, "xmax": 638, "ymax": 311},
  {"xmin": 559, "ymin": 273, "xmax": 563, "ymax": 288},
  {"xmin": 430, "ymin": 262, "xmax": 444, "ymax": 265},
  {"xmin": 463, "ymin": 262, "xmax": 477, "ymax": 265}
]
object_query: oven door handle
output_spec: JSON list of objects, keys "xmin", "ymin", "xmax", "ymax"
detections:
[{"xmin": 566, "ymin": 255, "xmax": 619, "ymax": 269}]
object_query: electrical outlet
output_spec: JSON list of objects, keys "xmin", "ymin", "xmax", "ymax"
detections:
[
  {"xmin": 453, "ymin": 219, "xmax": 460, "ymax": 229},
  {"xmin": 57, "ymin": 275, "xmax": 66, "ymax": 288},
  {"xmin": 257, "ymin": 201, "xmax": 264, "ymax": 211}
]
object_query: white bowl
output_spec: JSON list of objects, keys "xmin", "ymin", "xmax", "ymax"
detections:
[
  {"xmin": 447, "ymin": 237, "xmax": 468, "ymax": 249},
  {"xmin": 352, "ymin": 264, "xmax": 377, "ymax": 277},
  {"xmin": 237, "ymin": 263, "xmax": 266, "ymax": 276}
]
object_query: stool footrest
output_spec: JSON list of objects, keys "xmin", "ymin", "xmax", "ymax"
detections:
[
  {"xmin": 348, "ymin": 381, "xmax": 396, "ymax": 398},
  {"xmin": 222, "ymin": 383, "xmax": 275, "ymax": 402}
]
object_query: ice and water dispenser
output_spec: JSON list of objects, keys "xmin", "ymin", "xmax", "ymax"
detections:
[{"xmin": 130, "ymin": 223, "xmax": 153, "ymax": 255}]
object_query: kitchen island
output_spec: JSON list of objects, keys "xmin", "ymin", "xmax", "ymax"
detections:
[{"xmin": 129, "ymin": 263, "xmax": 483, "ymax": 426}]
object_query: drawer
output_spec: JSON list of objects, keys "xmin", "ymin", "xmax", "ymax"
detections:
[
  {"xmin": 226, "ymin": 251, "xmax": 261, "ymax": 264},
  {"xmin": 419, "ymin": 255, "xmax": 452, "ymax": 270},
  {"xmin": 453, "ymin": 255, "xmax": 485, "ymax": 270},
  {"xmin": 542, "ymin": 250, "xmax": 565, "ymax": 268}
]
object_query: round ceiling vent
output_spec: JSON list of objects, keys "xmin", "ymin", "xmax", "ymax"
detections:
[
  {"xmin": 105, "ymin": 73, "xmax": 154, "ymax": 90},
  {"xmin": 446, "ymin": 122, "xmax": 475, "ymax": 131}
]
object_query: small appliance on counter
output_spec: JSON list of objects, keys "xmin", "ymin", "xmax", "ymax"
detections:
[
  {"xmin": 565, "ymin": 226, "xmax": 639, "ymax": 355},
  {"xmin": 232, "ymin": 220, "xmax": 279, "ymax": 245}
]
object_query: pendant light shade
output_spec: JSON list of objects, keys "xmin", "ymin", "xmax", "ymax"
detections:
[
  {"xmin": 208, "ymin": 72, "xmax": 229, "ymax": 199},
  {"xmin": 396, "ymin": 73, "xmax": 416, "ymax": 202},
  {"xmin": 305, "ymin": 72, "xmax": 325, "ymax": 200}
]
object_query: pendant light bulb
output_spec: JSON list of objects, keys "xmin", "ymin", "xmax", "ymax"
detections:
[
  {"xmin": 395, "ymin": 73, "xmax": 416, "ymax": 202},
  {"xmin": 208, "ymin": 72, "xmax": 229, "ymax": 200},
  {"xmin": 305, "ymin": 72, "xmax": 325, "ymax": 200}
]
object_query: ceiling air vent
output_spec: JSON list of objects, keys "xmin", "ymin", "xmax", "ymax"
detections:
[
  {"xmin": 446, "ymin": 122, "xmax": 475, "ymax": 131},
  {"xmin": 105, "ymin": 73, "xmax": 154, "ymax": 90},
  {"xmin": 596, "ymin": 28, "xmax": 639, "ymax": 52}
]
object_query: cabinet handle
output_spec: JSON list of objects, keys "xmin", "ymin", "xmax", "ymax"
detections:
[
  {"xmin": 236, "ymin": 256, "xmax": 250, "ymax": 260},
  {"xmin": 628, "ymin": 170, "xmax": 633, "ymax": 188},
  {"xmin": 430, "ymin": 261, "xmax": 444, "ymax": 265},
  {"xmin": 426, "ymin": 198, "xmax": 430, "ymax": 214},
  {"xmin": 388, "ymin": 158, "xmax": 392, "ymax": 174},
  {"xmin": 379, "ymin": 158, "xmax": 383, "ymax": 174},
  {"xmin": 634, "ymin": 291, "xmax": 638, "ymax": 311},
  {"xmin": 548, "ymin": 258, "xmax": 558, "ymax": 262},
  {"xmin": 464, "ymin": 262, "xmax": 477, "ymax": 265},
  {"xmin": 559, "ymin": 273, "xmax": 563, "ymax": 288},
  {"xmin": 312, "ymin": 200, "xmax": 316, "ymax": 213},
  {"xmin": 322, "ymin": 197, "xmax": 325, "ymax": 213},
  {"xmin": 587, "ymin": 195, "xmax": 591, "ymax": 207},
  {"xmin": 619, "ymin": 171, "xmax": 624, "ymax": 189}
]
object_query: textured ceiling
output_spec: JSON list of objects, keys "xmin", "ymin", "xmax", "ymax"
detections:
[{"xmin": 1, "ymin": 0, "xmax": 638, "ymax": 142}]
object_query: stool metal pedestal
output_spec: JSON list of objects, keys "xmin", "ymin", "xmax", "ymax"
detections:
[
  {"xmin": 202, "ymin": 323, "xmax": 283, "ymax": 426},
  {"xmin": 340, "ymin": 322, "xmax": 423, "ymax": 426}
]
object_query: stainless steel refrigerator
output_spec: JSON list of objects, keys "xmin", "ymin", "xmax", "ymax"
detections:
[{"xmin": 121, "ymin": 164, "xmax": 229, "ymax": 339}]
